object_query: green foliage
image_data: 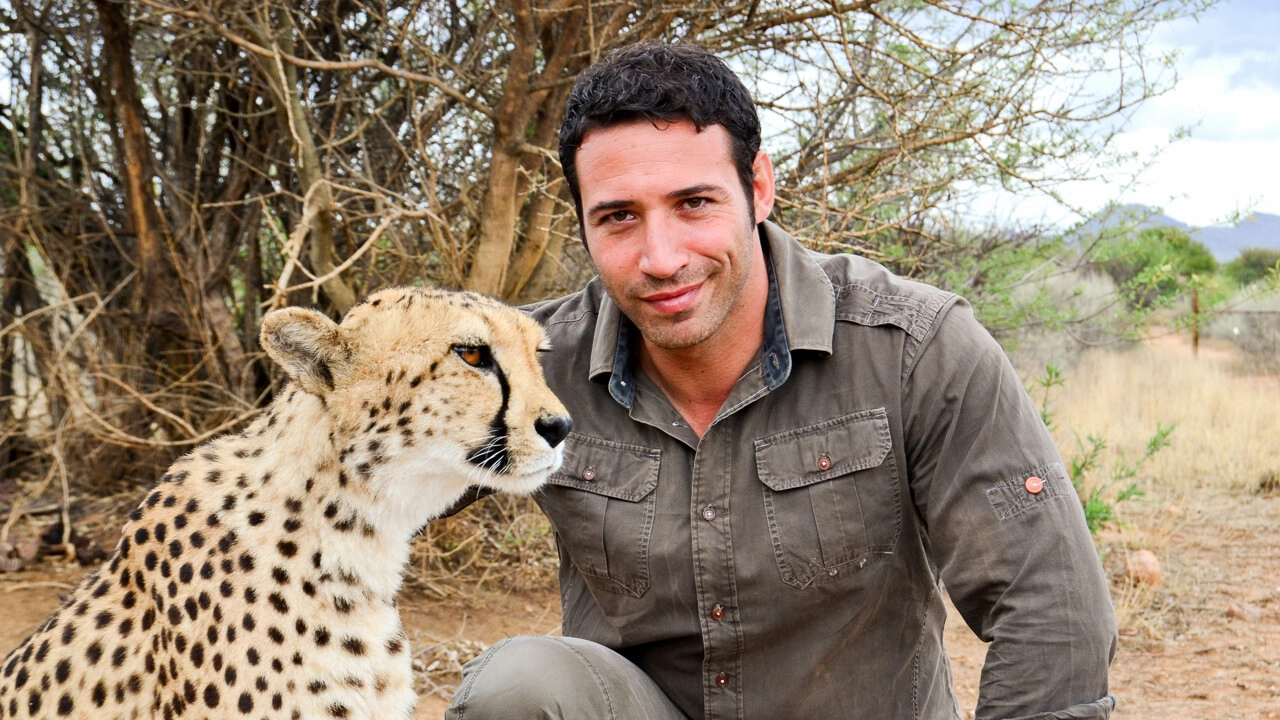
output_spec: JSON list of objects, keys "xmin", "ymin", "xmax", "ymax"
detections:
[
  {"xmin": 1223, "ymin": 248, "xmax": 1280, "ymax": 288},
  {"xmin": 867, "ymin": 221, "xmax": 1086, "ymax": 341},
  {"xmin": 1067, "ymin": 423, "xmax": 1174, "ymax": 535},
  {"xmin": 860, "ymin": 210, "xmax": 1232, "ymax": 348},
  {"xmin": 1097, "ymin": 227, "xmax": 1218, "ymax": 309},
  {"xmin": 1031, "ymin": 366, "xmax": 1173, "ymax": 536},
  {"xmin": 1029, "ymin": 363, "xmax": 1065, "ymax": 428}
]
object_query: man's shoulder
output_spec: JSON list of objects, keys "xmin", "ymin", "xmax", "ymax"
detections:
[
  {"xmin": 522, "ymin": 278, "xmax": 606, "ymax": 341},
  {"xmin": 805, "ymin": 246, "xmax": 958, "ymax": 343}
]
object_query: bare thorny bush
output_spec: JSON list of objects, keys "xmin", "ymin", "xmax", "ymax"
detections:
[{"xmin": 0, "ymin": 0, "xmax": 1209, "ymax": 562}]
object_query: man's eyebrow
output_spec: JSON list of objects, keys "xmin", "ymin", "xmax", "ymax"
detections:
[
  {"xmin": 586, "ymin": 184, "xmax": 727, "ymax": 217},
  {"xmin": 667, "ymin": 184, "xmax": 723, "ymax": 199},
  {"xmin": 586, "ymin": 198, "xmax": 633, "ymax": 216}
]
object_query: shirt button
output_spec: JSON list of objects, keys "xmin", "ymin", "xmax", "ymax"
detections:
[
  {"xmin": 711, "ymin": 604, "xmax": 725, "ymax": 621},
  {"xmin": 1024, "ymin": 475, "xmax": 1044, "ymax": 494},
  {"xmin": 715, "ymin": 673, "xmax": 729, "ymax": 687},
  {"xmin": 581, "ymin": 466, "xmax": 597, "ymax": 482},
  {"xmin": 701, "ymin": 506, "xmax": 717, "ymax": 521},
  {"xmin": 817, "ymin": 455, "xmax": 832, "ymax": 471}
]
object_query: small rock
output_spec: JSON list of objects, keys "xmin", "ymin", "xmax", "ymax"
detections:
[
  {"xmin": 0, "ymin": 541, "xmax": 23, "ymax": 573},
  {"xmin": 1227, "ymin": 602, "xmax": 1264, "ymax": 623},
  {"xmin": 15, "ymin": 537, "xmax": 39, "ymax": 563},
  {"xmin": 1125, "ymin": 550, "xmax": 1163, "ymax": 587}
]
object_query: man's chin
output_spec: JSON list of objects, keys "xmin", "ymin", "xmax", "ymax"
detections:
[{"xmin": 635, "ymin": 318, "xmax": 714, "ymax": 351}]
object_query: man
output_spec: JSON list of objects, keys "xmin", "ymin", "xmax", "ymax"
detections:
[{"xmin": 446, "ymin": 42, "xmax": 1117, "ymax": 719}]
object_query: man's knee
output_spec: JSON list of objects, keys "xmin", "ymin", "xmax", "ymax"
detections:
[{"xmin": 446, "ymin": 636, "xmax": 685, "ymax": 720}]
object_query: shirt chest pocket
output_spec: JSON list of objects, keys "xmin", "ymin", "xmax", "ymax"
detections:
[
  {"xmin": 539, "ymin": 433, "xmax": 660, "ymax": 598},
  {"xmin": 754, "ymin": 408, "xmax": 902, "ymax": 589}
]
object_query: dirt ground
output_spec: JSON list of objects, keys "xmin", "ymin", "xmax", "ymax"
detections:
[
  {"xmin": 3, "ymin": 349, "xmax": 1279, "ymax": 718},
  {"xmin": 5, "ymin": 472, "xmax": 1276, "ymax": 719}
]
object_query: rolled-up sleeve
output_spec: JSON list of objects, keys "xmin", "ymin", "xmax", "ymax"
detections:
[{"xmin": 902, "ymin": 299, "xmax": 1118, "ymax": 719}]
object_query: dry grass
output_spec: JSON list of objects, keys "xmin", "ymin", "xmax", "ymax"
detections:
[
  {"xmin": 1047, "ymin": 334, "xmax": 1280, "ymax": 497},
  {"xmin": 404, "ymin": 494, "xmax": 558, "ymax": 599},
  {"xmin": 1042, "ymin": 332, "xmax": 1280, "ymax": 630},
  {"xmin": 1205, "ymin": 292, "xmax": 1280, "ymax": 373},
  {"xmin": 1003, "ymin": 268, "xmax": 1122, "ymax": 374}
]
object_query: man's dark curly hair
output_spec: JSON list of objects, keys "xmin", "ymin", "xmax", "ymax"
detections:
[{"xmin": 558, "ymin": 42, "xmax": 762, "ymax": 221}]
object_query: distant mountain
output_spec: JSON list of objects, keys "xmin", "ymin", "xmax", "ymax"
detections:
[
  {"xmin": 1194, "ymin": 214, "xmax": 1280, "ymax": 261},
  {"xmin": 1101, "ymin": 205, "xmax": 1280, "ymax": 261}
]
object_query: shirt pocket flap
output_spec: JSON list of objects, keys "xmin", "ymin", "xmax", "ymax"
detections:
[
  {"xmin": 754, "ymin": 408, "xmax": 891, "ymax": 491},
  {"xmin": 548, "ymin": 432, "xmax": 661, "ymax": 501}
]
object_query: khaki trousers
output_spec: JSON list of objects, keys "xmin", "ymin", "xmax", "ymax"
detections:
[{"xmin": 446, "ymin": 636, "xmax": 689, "ymax": 719}]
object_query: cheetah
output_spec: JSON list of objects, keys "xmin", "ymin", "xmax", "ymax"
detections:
[{"xmin": 0, "ymin": 287, "xmax": 571, "ymax": 719}]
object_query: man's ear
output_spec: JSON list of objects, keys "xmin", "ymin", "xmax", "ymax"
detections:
[
  {"xmin": 751, "ymin": 150, "xmax": 776, "ymax": 223},
  {"xmin": 260, "ymin": 307, "xmax": 352, "ymax": 396}
]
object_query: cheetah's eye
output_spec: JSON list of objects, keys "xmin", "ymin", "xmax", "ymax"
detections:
[{"xmin": 454, "ymin": 345, "xmax": 494, "ymax": 369}]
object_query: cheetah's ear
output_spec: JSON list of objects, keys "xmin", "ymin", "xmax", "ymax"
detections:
[{"xmin": 260, "ymin": 307, "xmax": 353, "ymax": 396}]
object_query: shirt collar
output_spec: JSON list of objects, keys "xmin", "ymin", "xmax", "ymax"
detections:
[
  {"xmin": 761, "ymin": 220, "xmax": 835, "ymax": 356},
  {"xmin": 588, "ymin": 220, "xmax": 835, "ymax": 408}
]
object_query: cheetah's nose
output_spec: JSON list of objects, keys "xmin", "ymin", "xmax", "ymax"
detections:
[{"xmin": 535, "ymin": 414, "xmax": 572, "ymax": 448}]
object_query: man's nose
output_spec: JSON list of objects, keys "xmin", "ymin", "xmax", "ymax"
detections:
[{"xmin": 637, "ymin": 216, "xmax": 688, "ymax": 278}]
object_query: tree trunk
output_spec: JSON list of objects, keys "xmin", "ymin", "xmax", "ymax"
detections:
[
  {"xmin": 464, "ymin": 0, "xmax": 540, "ymax": 296},
  {"xmin": 0, "ymin": 235, "xmax": 55, "ymax": 477},
  {"xmin": 515, "ymin": 212, "xmax": 573, "ymax": 304},
  {"xmin": 466, "ymin": 2, "xmax": 668, "ymax": 295},
  {"xmin": 2, "ymin": 3, "xmax": 60, "ymax": 478},
  {"xmin": 266, "ymin": 32, "xmax": 357, "ymax": 314},
  {"xmin": 504, "ymin": 188, "xmax": 560, "ymax": 299},
  {"xmin": 94, "ymin": 0, "xmax": 192, "ymax": 355}
]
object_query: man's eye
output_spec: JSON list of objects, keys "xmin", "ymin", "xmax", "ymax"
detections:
[
  {"xmin": 606, "ymin": 210, "xmax": 633, "ymax": 223},
  {"xmin": 455, "ymin": 345, "xmax": 492, "ymax": 368},
  {"xmin": 685, "ymin": 197, "xmax": 706, "ymax": 210}
]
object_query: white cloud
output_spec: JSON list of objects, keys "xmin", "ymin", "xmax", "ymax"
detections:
[
  {"xmin": 1128, "ymin": 54, "xmax": 1280, "ymax": 142},
  {"xmin": 990, "ymin": 0, "xmax": 1280, "ymax": 228},
  {"xmin": 1064, "ymin": 135, "xmax": 1280, "ymax": 225}
]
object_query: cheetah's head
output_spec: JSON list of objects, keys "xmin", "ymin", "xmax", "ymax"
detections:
[{"xmin": 259, "ymin": 288, "xmax": 570, "ymax": 522}]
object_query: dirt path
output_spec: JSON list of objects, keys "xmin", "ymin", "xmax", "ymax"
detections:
[{"xmin": 1105, "ymin": 487, "xmax": 1280, "ymax": 719}]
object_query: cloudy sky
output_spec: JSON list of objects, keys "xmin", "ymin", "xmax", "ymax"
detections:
[{"xmin": 1047, "ymin": 0, "xmax": 1280, "ymax": 226}]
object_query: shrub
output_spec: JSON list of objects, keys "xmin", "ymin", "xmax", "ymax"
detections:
[
  {"xmin": 1096, "ymin": 227, "xmax": 1218, "ymax": 309},
  {"xmin": 1030, "ymin": 365, "xmax": 1172, "ymax": 536},
  {"xmin": 1223, "ymin": 248, "xmax": 1280, "ymax": 288}
]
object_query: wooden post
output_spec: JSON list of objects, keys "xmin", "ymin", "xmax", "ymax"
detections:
[{"xmin": 1191, "ymin": 288, "xmax": 1200, "ymax": 357}]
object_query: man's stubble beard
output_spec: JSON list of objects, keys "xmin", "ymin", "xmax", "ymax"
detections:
[{"xmin": 622, "ymin": 220, "xmax": 758, "ymax": 352}]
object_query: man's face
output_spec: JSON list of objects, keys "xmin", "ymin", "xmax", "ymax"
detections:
[{"xmin": 575, "ymin": 119, "xmax": 774, "ymax": 351}]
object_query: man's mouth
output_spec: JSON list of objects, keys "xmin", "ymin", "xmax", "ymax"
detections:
[{"xmin": 639, "ymin": 283, "xmax": 702, "ymax": 314}]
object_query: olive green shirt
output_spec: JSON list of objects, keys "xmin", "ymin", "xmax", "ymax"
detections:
[{"xmin": 524, "ymin": 222, "xmax": 1117, "ymax": 719}]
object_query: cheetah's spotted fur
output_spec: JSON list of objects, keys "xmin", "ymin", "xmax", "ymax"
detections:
[{"xmin": 0, "ymin": 287, "xmax": 570, "ymax": 719}]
